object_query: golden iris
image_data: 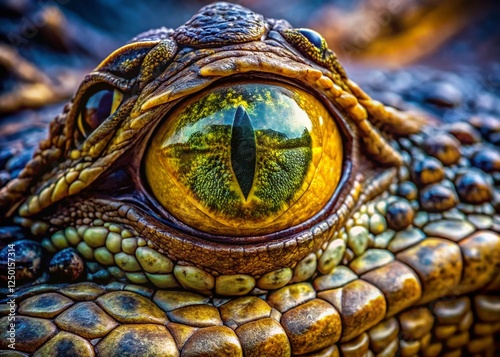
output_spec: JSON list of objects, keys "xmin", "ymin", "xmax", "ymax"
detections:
[{"xmin": 145, "ymin": 81, "xmax": 342, "ymax": 236}]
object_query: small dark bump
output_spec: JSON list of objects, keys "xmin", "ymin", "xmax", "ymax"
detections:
[
  {"xmin": 374, "ymin": 92, "xmax": 405, "ymax": 109},
  {"xmin": 422, "ymin": 82, "xmax": 463, "ymax": 108},
  {"xmin": 92, "ymin": 269, "xmax": 111, "ymax": 284},
  {"xmin": 444, "ymin": 167, "xmax": 456, "ymax": 181},
  {"xmin": 470, "ymin": 115, "xmax": 500, "ymax": 138},
  {"xmin": 455, "ymin": 170, "xmax": 493, "ymax": 205},
  {"xmin": 386, "ymin": 199, "xmax": 415, "ymax": 231},
  {"xmin": 456, "ymin": 157, "xmax": 470, "ymax": 168},
  {"xmin": 411, "ymin": 157, "xmax": 445, "ymax": 187},
  {"xmin": 423, "ymin": 134, "xmax": 461, "ymax": 165},
  {"xmin": 86, "ymin": 262, "xmax": 103, "ymax": 274},
  {"xmin": 49, "ymin": 248, "xmax": 86, "ymax": 283},
  {"xmin": 409, "ymin": 133, "xmax": 424, "ymax": 145},
  {"xmin": 444, "ymin": 122, "xmax": 481, "ymax": 145},
  {"xmin": 399, "ymin": 138, "xmax": 413, "ymax": 150},
  {"xmin": 420, "ymin": 184, "xmax": 458, "ymax": 213},
  {"xmin": 474, "ymin": 92, "xmax": 497, "ymax": 112},
  {"xmin": 471, "ymin": 147, "xmax": 500, "ymax": 173},
  {"xmin": 365, "ymin": 70, "xmax": 388, "ymax": 90},
  {"xmin": 396, "ymin": 181, "xmax": 418, "ymax": 201},
  {"xmin": 387, "ymin": 71, "xmax": 413, "ymax": 92}
]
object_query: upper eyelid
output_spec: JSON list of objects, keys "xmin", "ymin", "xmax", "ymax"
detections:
[
  {"xmin": 70, "ymin": 73, "xmax": 134, "ymax": 131},
  {"xmin": 76, "ymin": 72, "xmax": 135, "ymax": 102}
]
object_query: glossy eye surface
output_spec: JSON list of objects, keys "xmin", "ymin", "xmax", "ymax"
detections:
[
  {"xmin": 77, "ymin": 87, "xmax": 123, "ymax": 137},
  {"xmin": 145, "ymin": 82, "xmax": 343, "ymax": 236},
  {"xmin": 297, "ymin": 28, "xmax": 325, "ymax": 49}
]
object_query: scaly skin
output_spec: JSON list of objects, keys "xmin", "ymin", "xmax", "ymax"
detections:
[{"xmin": 0, "ymin": 3, "xmax": 499, "ymax": 356}]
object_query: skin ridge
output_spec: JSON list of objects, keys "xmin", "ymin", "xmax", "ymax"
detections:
[{"xmin": 0, "ymin": 2, "xmax": 499, "ymax": 356}]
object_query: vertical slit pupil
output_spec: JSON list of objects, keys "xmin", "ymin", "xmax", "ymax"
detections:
[{"xmin": 231, "ymin": 105, "xmax": 256, "ymax": 200}]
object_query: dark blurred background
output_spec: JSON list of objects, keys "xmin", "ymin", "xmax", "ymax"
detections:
[
  {"xmin": 1, "ymin": 0, "xmax": 500, "ymax": 116},
  {"xmin": 62, "ymin": 0, "xmax": 500, "ymax": 69}
]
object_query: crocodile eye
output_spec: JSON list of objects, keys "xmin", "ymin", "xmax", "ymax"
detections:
[
  {"xmin": 77, "ymin": 87, "xmax": 123, "ymax": 137},
  {"xmin": 145, "ymin": 82, "xmax": 343, "ymax": 236},
  {"xmin": 297, "ymin": 28, "xmax": 325, "ymax": 49}
]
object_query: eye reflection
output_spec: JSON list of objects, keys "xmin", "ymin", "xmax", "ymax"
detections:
[
  {"xmin": 145, "ymin": 82, "xmax": 342, "ymax": 236},
  {"xmin": 77, "ymin": 87, "xmax": 123, "ymax": 138}
]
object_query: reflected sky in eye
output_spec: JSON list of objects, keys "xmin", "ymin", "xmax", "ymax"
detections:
[{"xmin": 163, "ymin": 83, "xmax": 313, "ymax": 147}]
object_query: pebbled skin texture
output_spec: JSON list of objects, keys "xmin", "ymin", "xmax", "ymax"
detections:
[{"xmin": 0, "ymin": 2, "xmax": 499, "ymax": 356}]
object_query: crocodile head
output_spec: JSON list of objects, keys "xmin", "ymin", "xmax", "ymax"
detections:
[{"xmin": 0, "ymin": 2, "xmax": 499, "ymax": 356}]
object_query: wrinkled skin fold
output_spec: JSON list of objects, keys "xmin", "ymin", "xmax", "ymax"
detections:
[{"xmin": 0, "ymin": 2, "xmax": 499, "ymax": 356}]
